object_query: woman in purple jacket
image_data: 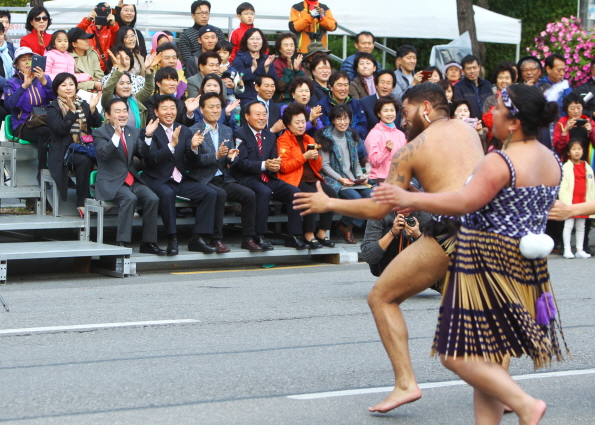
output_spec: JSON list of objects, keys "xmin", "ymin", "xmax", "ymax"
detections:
[{"xmin": 4, "ymin": 46, "xmax": 55, "ymax": 180}]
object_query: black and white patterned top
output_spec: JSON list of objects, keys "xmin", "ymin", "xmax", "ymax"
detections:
[{"xmin": 462, "ymin": 150, "xmax": 562, "ymax": 239}]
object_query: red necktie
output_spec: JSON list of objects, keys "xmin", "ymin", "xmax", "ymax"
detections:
[
  {"xmin": 120, "ymin": 132, "xmax": 135, "ymax": 186},
  {"xmin": 256, "ymin": 132, "xmax": 269, "ymax": 182}
]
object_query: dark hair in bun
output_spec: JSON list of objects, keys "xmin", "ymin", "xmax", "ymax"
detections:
[{"xmin": 506, "ymin": 84, "xmax": 558, "ymax": 137}]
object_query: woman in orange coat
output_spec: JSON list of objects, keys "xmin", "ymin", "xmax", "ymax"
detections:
[{"xmin": 278, "ymin": 103, "xmax": 337, "ymax": 249}]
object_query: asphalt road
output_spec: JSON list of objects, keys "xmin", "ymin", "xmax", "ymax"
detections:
[{"xmin": 0, "ymin": 255, "xmax": 593, "ymax": 424}]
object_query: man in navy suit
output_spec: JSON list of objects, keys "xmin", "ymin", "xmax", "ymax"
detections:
[
  {"xmin": 240, "ymin": 75, "xmax": 285, "ymax": 134},
  {"xmin": 93, "ymin": 98, "xmax": 165, "ymax": 255},
  {"xmin": 231, "ymin": 101, "xmax": 306, "ymax": 250},
  {"xmin": 141, "ymin": 95, "xmax": 218, "ymax": 255},
  {"xmin": 359, "ymin": 70, "xmax": 398, "ymax": 132},
  {"xmin": 187, "ymin": 92, "xmax": 261, "ymax": 252}
]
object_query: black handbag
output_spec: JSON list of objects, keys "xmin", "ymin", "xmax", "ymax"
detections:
[{"xmin": 25, "ymin": 106, "xmax": 48, "ymax": 129}]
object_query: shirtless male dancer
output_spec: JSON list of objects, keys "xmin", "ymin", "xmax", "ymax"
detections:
[{"xmin": 294, "ymin": 83, "xmax": 485, "ymax": 413}]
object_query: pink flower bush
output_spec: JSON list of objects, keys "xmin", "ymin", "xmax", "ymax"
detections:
[{"xmin": 527, "ymin": 16, "xmax": 595, "ymax": 86}]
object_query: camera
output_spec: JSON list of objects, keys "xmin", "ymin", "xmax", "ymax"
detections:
[{"xmin": 404, "ymin": 216, "xmax": 416, "ymax": 227}]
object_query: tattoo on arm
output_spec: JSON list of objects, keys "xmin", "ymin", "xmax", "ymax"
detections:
[{"xmin": 386, "ymin": 134, "xmax": 426, "ymax": 185}]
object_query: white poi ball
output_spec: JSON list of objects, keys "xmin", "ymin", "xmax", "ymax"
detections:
[{"xmin": 519, "ymin": 233, "xmax": 554, "ymax": 259}]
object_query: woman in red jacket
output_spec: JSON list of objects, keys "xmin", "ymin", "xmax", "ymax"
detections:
[
  {"xmin": 19, "ymin": 6, "xmax": 52, "ymax": 55},
  {"xmin": 553, "ymin": 92, "xmax": 595, "ymax": 161},
  {"xmin": 278, "ymin": 102, "xmax": 336, "ymax": 248},
  {"xmin": 77, "ymin": 3, "xmax": 120, "ymax": 72}
]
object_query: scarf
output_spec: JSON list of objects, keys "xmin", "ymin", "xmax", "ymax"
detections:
[
  {"xmin": 0, "ymin": 42, "xmax": 13, "ymax": 79},
  {"xmin": 58, "ymin": 96, "xmax": 87, "ymax": 144},
  {"xmin": 363, "ymin": 75, "xmax": 376, "ymax": 96},
  {"xmin": 127, "ymin": 96, "xmax": 141, "ymax": 128}
]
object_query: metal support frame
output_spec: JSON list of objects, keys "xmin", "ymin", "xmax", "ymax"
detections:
[{"xmin": 40, "ymin": 169, "xmax": 58, "ymax": 217}]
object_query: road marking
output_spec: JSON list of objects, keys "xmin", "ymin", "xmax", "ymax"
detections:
[
  {"xmin": 172, "ymin": 264, "xmax": 332, "ymax": 275},
  {"xmin": 0, "ymin": 319, "xmax": 200, "ymax": 336},
  {"xmin": 287, "ymin": 368, "xmax": 595, "ymax": 400}
]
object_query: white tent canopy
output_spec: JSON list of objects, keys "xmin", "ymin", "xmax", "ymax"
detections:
[{"xmin": 37, "ymin": 0, "xmax": 521, "ymax": 45}]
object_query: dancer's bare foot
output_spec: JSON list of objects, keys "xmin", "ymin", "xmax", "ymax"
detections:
[
  {"xmin": 368, "ymin": 386, "xmax": 422, "ymax": 413},
  {"xmin": 520, "ymin": 399, "xmax": 546, "ymax": 425}
]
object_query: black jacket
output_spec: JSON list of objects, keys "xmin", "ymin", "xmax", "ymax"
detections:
[
  {"xmin": 229, "ymin": 125, "xmax": 278, "ymax": 184},
  {"xmin": 144, "ymin": 94, "xmax": 194, "ymax": 127},
  {"xmin": 452, "ymin": 76, "xmax": 493, "ymax": 119},
  {"xmin": 575, "ymin": 79, "xmax": 595, "ymax": 120},
  {"xmin": 46, "ymin": 99, "xmax": 102, "ymax": 201}
]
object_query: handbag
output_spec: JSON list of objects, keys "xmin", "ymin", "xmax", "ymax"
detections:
[
  {"xmin": 79, "ymin": 130, "xmax": 94, "ymax": 144},
  {"xmin": 63, "ymin": 142, "xmax": 97, "ymax": 167},
  {"xmin": 25, "ymin": 106, "xmax": 48, "ymax": 129}
]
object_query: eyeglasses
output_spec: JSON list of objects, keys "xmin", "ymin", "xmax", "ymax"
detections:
[
  {"xmin": 34, "ymin": 15, "xmax": 49, "ymax": 22},
  {"xmin": 334, "ymin": 117, "xmax": 350, "ymax": 123},
  {"xmin": 194, "ymin": 11, "xmax": 210, "ymax": 16},
  {"xmin": 124, "ymin": 34, "xmax": 136, "ymax": 40}
]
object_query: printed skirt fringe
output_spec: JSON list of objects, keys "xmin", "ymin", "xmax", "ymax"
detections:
[{"xmin": 430, "ymin": 226, "xmax": 570, "ymax": 370}]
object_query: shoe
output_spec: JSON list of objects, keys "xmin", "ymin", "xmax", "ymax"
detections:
[
  {"xmin": 337, "ymin": 224, "xmax": 356, "ymax": 244},
  {"xmin": 563, "ymin": 250, "xmax": 575, "ymax": 259},
  {"xmin": 166, "ymin": 237, "xmax": 178, "ymax": 255},
  {"xmin": 241, "ymin": 239, "xmax": 263, "ymax": 252},
  {"xmin": 254, "ymin": 236, "xmax": 274, "ymax": 251},
  {"xmin": 188, "ymin": 237, "xmax": 216, "ymax": 253},
  {"xmin": 284, "ymin": 236, "xmax": 308, "ymax": 250},
  {"xmin": 307, "ymin": 238, "xmax": 324, "ymax": 249},
  {"xmin": 316, "ymin": 236, "xmax": 335, "ymax": 247},
  {"xmin": 210, "ymin": 240, "xmax": 230, "ymax": 253},
  {"xmin": 552, "ymin": 243, "xmax": 563, "ymax": 254},
  {"xmin": 139, "ymin": 241, "xmax": 166, "ymax": 256},
  {"xmin": 575, "ymin": 250, "xmax": 591, "ymax": 259},
  {"xmin": 116, "ymin": 241, "xmax": 128, "ymax": 247}
]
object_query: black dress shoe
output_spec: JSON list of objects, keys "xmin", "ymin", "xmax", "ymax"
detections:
[
  {"xmin": 316, "ymin": 236, "xmax": 335, "ymax": 247},
  {"xmin": 139, "ymin": 242, "xmax": 166, "ymax": 255},
  {"xmin": 307, "ymin": 238, "xmax": 324, "ymax": 249},
  {"xmin": 241, "ymin": 239, "xmax": 263, "ymax": 252},
  {"xmin": 116, "ymin": 241, "xmax": 127, "ymax": 247},
  {"xmin": 166, "ymin": 237, "xmax": 178, "ymax": 255},
  {"xmin": 285, "ymin": 236, "xmax": 308, "ymax": 250},
  {"xmin": 188, "ymin": 237, "xmax": 216, "ymax": 253},
  {"xmin": 254, "ymin": 236, "xmax": 274, "ymax": 251}
]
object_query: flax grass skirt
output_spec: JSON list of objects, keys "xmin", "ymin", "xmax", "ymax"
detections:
[{"xmin": 431, "ymin": 226, "xmax": 570, "ymax": 370}]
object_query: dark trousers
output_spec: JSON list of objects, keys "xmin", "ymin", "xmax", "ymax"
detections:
[
  {"xmin": 71, "ymin": 152, "xmax": 94, "ymax": 207},
  {"xmin": 241, "ymin": 177, "xmax": 302, "ymax": 236},
  {"xmin": 298, "ymin": 180, "xmax": 336, "ymax": 233},
  {"xmin": 113, "ymin": 181, "xmax": 159, "ymax": 243},
  {"xmin": 546, "ymin": 219, "xmax": 564, "ymax": 248},
  {"xmin": 147, "ymin": 178, "xmax": 217, "ymax": 236},
  {"xmin": 208, "ymin": 175, "xmax": 257, "ymax": 238},
  {"xmin": 339, "ymin": 187, "xmax": 373, "ymax": 228},
  {"xmin": 20, "ymin": 125, "xmax": 51, "ymax": 174}
]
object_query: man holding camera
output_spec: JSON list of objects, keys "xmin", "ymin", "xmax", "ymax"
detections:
[
  {"xmin": 77, "ymin": 2, "xmax": 119, "ymax": 71},
  {"xmin": 289, "ymin": 1, "xmax": 337, "ymax": 54}
]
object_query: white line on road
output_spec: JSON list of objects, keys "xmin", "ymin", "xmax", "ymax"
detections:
[
  {"xmin": 288, "ymin": 368, "xmax": 595, "ymax": 400},
  {"xmin": 0, "ymin": 319, "xmax": 200, "ymax": 336}
]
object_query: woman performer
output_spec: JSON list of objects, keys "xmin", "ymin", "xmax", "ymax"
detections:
[{"xmin": 372, "ymin": 84, "xmax": 569, "ymax": 424}]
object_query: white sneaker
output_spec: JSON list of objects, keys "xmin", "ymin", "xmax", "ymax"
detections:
[
  {"xmin": 563, "ymin": 251, "xmax": 575, "ymax": 259},
  {"xmin": 575, "ymin": 250, "xmax": 591, "ymax": 259}
]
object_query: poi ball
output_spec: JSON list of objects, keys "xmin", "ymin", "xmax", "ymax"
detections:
[{"xmin": 519, "ymin": 233, "xmax": 554, "ymax": 259}]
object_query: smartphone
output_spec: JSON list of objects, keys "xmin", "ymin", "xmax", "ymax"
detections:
[
  {"xmin": 420, "ymin": 70, "xmax": 433, "ymax": 83},
  {"xmin": 31, "ymin": 55, "xmax": 46, "ymax": 72},
  {"xmin": 461, "ymin": 117, "xmax": 479, "ymax": 129},
  {"xmin": 307, "ymin": 144, "xmax": 316, "ymax": 150},
  {"xmin": 575, "ymin": 119, "xmax": 588, "ymax": 127},
  {"xmin": 352, "ymin": 178, "xmax": 366, "ymax": 185}
]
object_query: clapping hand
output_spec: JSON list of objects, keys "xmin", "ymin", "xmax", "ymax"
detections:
[
  {"xmin": 191, "ymin": 131, "xmax": 205, "ymax": 149},
  {"xmin": 292, "ymin": 54, "xmax": 303, "ymax": 70},
  {"xmin": 149, "ymin": 52, "xmax": 163, "ymax": 69},
  {"xmin": 65, "ymin": 96, "xmax": 77, "ymax": 112},
  {"xmin": 170, "ymin": 126, "xmax": 181, "ymax": 147},
  {"xmin": 216, "ymin": 143, "xmax": 229, "ymax": 159},
  {"xmin": 270, "ymin": 119, "xmax": 286, "ymax": 133},
  {"xmin": 225, "ymin": 99, "xmax": 241, "ymax": 116},
  {"xmin": 90, "ymin": 90, "xmax": 102, "ymax": 112},
  {"xmin": 144, "ymin": 118, "xmax": 160, "ymax": 138},
  {"xmin": 185, "ymin": 96, "xmax": 200, "ymax": 114},
  {"xmin": 309, "ymin": 105, "xmax": 322, "ymax": 123}
]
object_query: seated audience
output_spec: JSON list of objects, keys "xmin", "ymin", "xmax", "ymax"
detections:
[
  {"xmin": 349, "ymin": 52, "xmax": 378, "ymax": 100},
  {"xmin": 553, "ymin": 92, "xmax": 595, "ymax": 161},
  {"xmin": 20, "ymin": 6, "xmax": 52, "ymax": 56},
  {"xmin": 108, "ymin": 26, "xmax": 147, "ymax": 76},
  {"xmin": 187, "ymin": 92, "xmax": 261, "ymax": 252},
  {"xmin": 279, "ymin": 77, "xmax": 324, "ymax": 137},
  {"xmin": 153, "ymin": 43, "xmax": 186, "ymax": 98},
  {"xmin": 229, "ymin": 2, "xmax": 255, "ymax": 63},
  {"xmin": 215, "ymin": 40, "xmax": 245, "ymax": 102},
  {"xmin": 44, "ymin": 30, "xmax": 91, "ymax": 84},
  {"xmin": 185, "ymin": 25, "xmax": 220, "ymax": 78},
  {"xmin": 364, "ymin": 97, "xmax": 405, "ymax": 183},
  {"xmin": 273, "ymin": 32, "xmax": 305, "ymax": 105},
  {"xmin": 101, "ymin": 51, "xmax": 158, "ymax": 129},
  {"xmin": 46, "ymin": 72, "xmax": 102, "ymax": 217},
  {"xmin": 230, "ymin": 101, "xmax": 306, "ymax": 250},
  {"xmin": 178, "ymin": 0, "xmax": 225, "ymax": 66},
  {"xmin": 307, "ymin": 53, "xmax": 332, "ymax": 105},
  {"xmin": 316, "ymin": 104, "xmax": 371, "ymax": 244},
  {"xmin": 340, "ymin": 31, "xmax": 379, "ymax": 80},
  {"xmin": 144, "ymin": 67, "xmax": 196, "ymax": 126},
  {"xmin": 192, "ymin": 73, "xmax": 240, "ymax": 129},
  {"xmin": 93, "ymin": 98, "xmax": 165, "ymax": 254},
  {"xmin": 77, "ymin": 3, "xmax": 119, "ymax": 72},
  {"xmin": 289, "ymin": 1, "xmax": 337, "ymax": 54},
  {"xmin": 68, "ymin": 27, "xmax": 103, "ymax": 93},
  {"xmin": 114, "ymin": 0, "xmax": 147, "ymax": 58},
  {"xmin": 187, "ymin": 51, "xmax": 221, "ymax": 99},
  {"xmin": 359, "ymin": 70, "xmax": 397, "ymax": 131},
  {"xmin": 5, "ymin": 47, "xmax": 55, "ymax": 180},
  {"xmin": 101, "ymin": 50, "xmax": 146, "ymax": 94},
  {"xmin": 0, "ymin": 22, "xmax": 15, "ymax": 123},
  {"xmin": 142, "ymin": 95, "xmax": 219, "ymax": 255},
  {"xmin": 232, "ymin": 28, "xmax": 277, "ymax": 103},
  {"xmin": 277, "ymin": 103, "xmax": 336, "ymax": 249}
]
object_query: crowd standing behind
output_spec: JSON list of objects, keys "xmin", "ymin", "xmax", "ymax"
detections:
[{"xmin": 1, "ymin": 0, "xmax": 594, "ymax": 258}]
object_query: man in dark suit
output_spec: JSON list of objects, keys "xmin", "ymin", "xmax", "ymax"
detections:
[
  {"xmin": 230, "ymin": 101, "xmax": 306, "ymax": 250},
  {"xmin": 359, "ymin": 70, "xmax": 398, "ymax": 132},
  {"xmin": 187, "ymin": 92, "xmax": 261, "ymax": 252},
  {"xmin": 239, "ymin": 75, "xmax": 285, "ymax": 134},
  {"xmin": 141, "ymin": 95, "xmax": 218, "ymax": 255},
  {"xmin": 93, "ymin": 98, "xmax": 165, "ymax": 254}
]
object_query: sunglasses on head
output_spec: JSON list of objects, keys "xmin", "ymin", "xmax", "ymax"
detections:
[{"xmin": 34, "ymin": 15, "xmax": 49, "ymax": 22}]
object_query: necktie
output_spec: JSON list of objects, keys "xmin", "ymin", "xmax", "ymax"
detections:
[
  {"xmin": 167, "ymin": 127, "xmax": 183, "ymax": 183},
  {"xmin": 256, "ymin": 132, "xmax": 269, "ymax": 183},
  {"xmin": 120, "ymin": 132, "xmax": 135, "ymax": 186}
]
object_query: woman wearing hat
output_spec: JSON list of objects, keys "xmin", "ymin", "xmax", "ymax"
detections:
[
  {"xmin": 20, "ymin": 6, "xmax": 52, "ymax": 56},
  {"xmin": 441, "ymin": 61, "xmax": 462, "ymax": 85},
  {"xmin": 4, "ymin": 47, "xmax": 55, "ymax": 180},
  {"xmin": 68, "ymin": 27, "xmax": 104, "ymax": 93}
]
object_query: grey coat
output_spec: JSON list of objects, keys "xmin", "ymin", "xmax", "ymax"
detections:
[{"xmin": 186, "ymin": 121, "xmax": 236, "ymax": 185}]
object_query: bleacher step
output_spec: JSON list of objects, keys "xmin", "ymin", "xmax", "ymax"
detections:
[{"xmin": 0, "ymin": 214, "xmax": 84, "ymax": 231}]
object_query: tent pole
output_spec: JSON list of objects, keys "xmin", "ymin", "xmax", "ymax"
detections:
[
  {"xmin": 228, "ymin": 16, "xmax": 233, "ymax": 35},
  {"xmin": 515, "ymin": 43, "xmax": 520, "ymax": 63},
  {"xmin": 343, "ymin": 35, "xmax": 347, "ymax": 59},
  {"xmin": 382, "ymin": 37, "xmax": 387, "ymax": 69}
]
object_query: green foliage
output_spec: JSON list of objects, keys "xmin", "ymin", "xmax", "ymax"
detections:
[{"xmin": 0, "ymin": 0, "xmax": 29, "ymax": 6}]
